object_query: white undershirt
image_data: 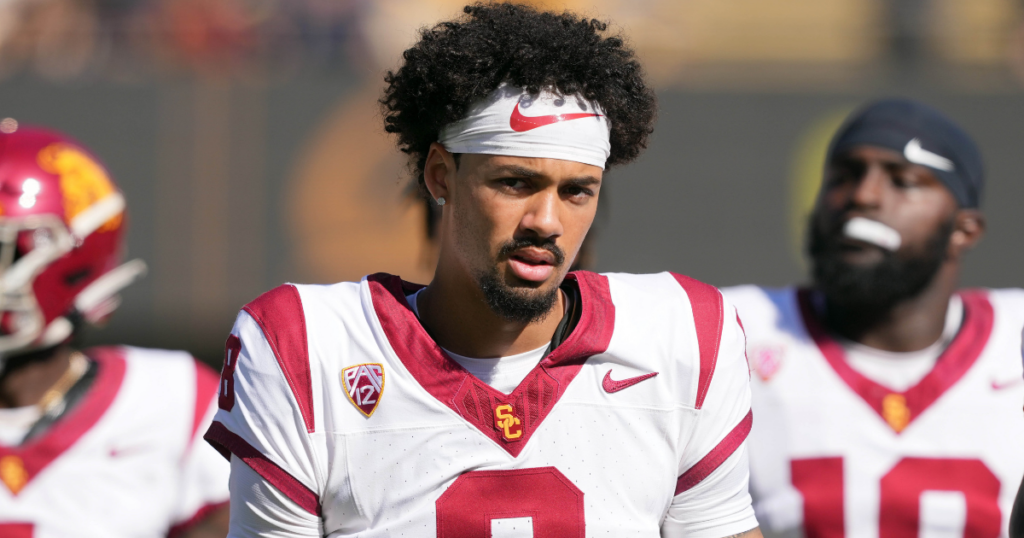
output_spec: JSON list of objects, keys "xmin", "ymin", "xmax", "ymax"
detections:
[
  {"xmin": 0, "ymin": 405, "xmax": 41, "ymax": 445},
  {"xmin": 407, "ymin": 289, "xmax": 547, "ymax": 394},
  {"xmin": 840, "ymin": 295, "xmax": 964, "ymax": 392}
]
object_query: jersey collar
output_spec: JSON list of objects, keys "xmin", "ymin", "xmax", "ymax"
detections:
[
  {"xmin": 0, "ymin": 346, "xmax": 126, "ymax": 495},
  {"xmin": 797, "ymin": 288, "xmax": 993, "ymax": 434},
  {"xmin": 367, "ymin": 271, "xmax": 615, "ymax": 457}
]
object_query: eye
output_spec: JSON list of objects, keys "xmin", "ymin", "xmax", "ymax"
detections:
[
  {"xmin": 497, "ymin": 177, "xmax": 528, "ymax": 190},
  {"xmin": 562, "ymin": 184, "xmax": 595, "ymax": 201}
]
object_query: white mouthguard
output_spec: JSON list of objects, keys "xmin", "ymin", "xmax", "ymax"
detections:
[{"xmin": 843, "ymin": 217, "xmax": 902, "ymax": 251}]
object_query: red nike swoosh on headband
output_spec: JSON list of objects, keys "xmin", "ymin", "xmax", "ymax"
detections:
[{"xmin": 509, "ymin": 102, "xmax": 602, "ymax": 132}]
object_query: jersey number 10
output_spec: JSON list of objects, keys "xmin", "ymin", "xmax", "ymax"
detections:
[{"xmin": 793, "ymin": 457, "xmax": 1001, "ymax": 538}]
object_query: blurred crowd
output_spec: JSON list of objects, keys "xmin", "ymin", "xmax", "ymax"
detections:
[
  {"xmin": 0, "ymin": 0, "xmax": 369, "ymax": 79},
  {"xmin": 1, "ymin": 0, "xmax": 1023, "ymax": 86}
]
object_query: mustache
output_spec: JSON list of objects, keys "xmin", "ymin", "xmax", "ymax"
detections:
[{"xmin": 497, "ymin": 237, "xmax": 566, "ymax": 267}]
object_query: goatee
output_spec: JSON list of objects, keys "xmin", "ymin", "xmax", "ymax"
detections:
[{"xmin": 475, "ymin": 237, "xmax": 566, "ymax": 324}]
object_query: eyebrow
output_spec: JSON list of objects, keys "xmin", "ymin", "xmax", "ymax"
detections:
[
  {"xmin": 490, "ymin": 165, "xmax": 601, "ymax": 185},
  {"xmin": 492, "ymin": 165, "xmax": 543, "ymax": 178}
]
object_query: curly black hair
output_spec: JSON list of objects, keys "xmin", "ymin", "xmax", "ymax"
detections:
[{"xmin": 381, "ymin": 2, "xmax": 656, "ymax": 186}]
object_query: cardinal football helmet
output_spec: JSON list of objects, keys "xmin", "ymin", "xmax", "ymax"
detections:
[{"xmin": 0, "ymin": 123, "xmax": 145, "ymax": 358}]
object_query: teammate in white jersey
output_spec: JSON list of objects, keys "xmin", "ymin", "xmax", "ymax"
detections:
[
  {"xmin": 207, "ymin": 4, "xmax": 761, "ymax": 537},
  {"xmin": 722, "ymin": 99, "xmax": 1024, "ymax": 538},
  {"xmin": 0, "ymin": 124, "xmax": 230, "ymax": 537}
]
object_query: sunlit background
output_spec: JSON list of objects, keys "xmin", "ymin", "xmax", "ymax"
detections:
[{"xmin": 2, "ymin": 0, "xmax": 1022, "ymax": 364}]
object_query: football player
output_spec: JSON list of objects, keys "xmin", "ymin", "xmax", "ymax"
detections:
[
  {"xmin": 206, "ymin": 3, "xmax": 762, "ymax": 537},
  {"xmin": 0, "ymin": 124, "xmax": 230, "ymax": 537},
  {"xmin": 723, "ymin": 99, "xmax": 1024, "ymax": 537}
]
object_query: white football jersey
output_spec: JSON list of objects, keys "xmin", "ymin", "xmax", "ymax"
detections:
[
  {"xmin": 0, "ymin": 346, "xmax": 231, "ymax": 538},
  {"xmin": 722, "ymin": 285, "xmax": 1024, "ymax": 538},
  {"xmin": 206, "ymin": 271, "xmax": 759, "ymax": 537}
]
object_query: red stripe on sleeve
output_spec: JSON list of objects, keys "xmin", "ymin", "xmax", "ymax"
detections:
[
  {"xmin": 190, "ymin": 359, "xmax": 221, "ymax": 445},
  {"xmin": 674, "ymin": 409, "xmax": 753, "ymax": 495},
  {"xmin": 243, "ymin": 284, "xmax": 315, "ymax": 433},
  {"xmin": 204, "ymin": 421, "xmax": 321, "ymax": 516},
  {"xmin": 671, "ymin": 273, "xmax": 725, "ymax": 409}
]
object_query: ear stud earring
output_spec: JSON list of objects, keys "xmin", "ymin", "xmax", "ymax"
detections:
[{"xmin": 436, "ymin": 197, "xmax": 446, "ymax": 206}]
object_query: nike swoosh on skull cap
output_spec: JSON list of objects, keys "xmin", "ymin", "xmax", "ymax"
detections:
[
  {"xmin": 904, "ymin": 138, "xmax": 955, "ymax": 172},
  {"xmin": 509, "ymin": 102, "xmax": 601, "ymax": 132}
]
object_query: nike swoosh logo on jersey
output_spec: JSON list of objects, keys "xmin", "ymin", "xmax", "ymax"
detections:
[
  {"xmin": 904, "ymin": 138, "xmax": 955, "ymax": 172},
  {"xmin": 509, "ymin": 102, "xmax": 602, "ymax": 132},
  {"xmin": 602, "ymin": 370, "xmax": 658, "ymax": 393},
  {"xmin": 991, "ymin": 378, "xmax": 1024, "ymax": 390}
]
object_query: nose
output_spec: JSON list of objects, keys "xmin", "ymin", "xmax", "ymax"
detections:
[
  {"xmin": 519, "ymin": 190, "xmax": 563, "ymax": 240},
  {"xmin": 850, "ymin": 164, "xmax": 886, "ymax": 210}
]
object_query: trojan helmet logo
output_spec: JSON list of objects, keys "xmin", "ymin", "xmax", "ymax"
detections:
[
  {"xmin": 341, "ymin": 363, "xmax": 385, "ymax": 417},
  {"xmin": 493, "ymin": 403, "xmax": 523, "ymax": 442},
  {"xmin": 37, "ymin": 143, "xmax": 123, "ymax": 232}
]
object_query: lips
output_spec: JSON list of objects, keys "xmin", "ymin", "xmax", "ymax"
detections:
[{"xmin": 508, "ymin": 248, "xmax": 556, "ymax": 282}]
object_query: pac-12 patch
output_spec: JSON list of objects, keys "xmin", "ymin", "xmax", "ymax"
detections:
[{"xmin": 341, "ymin": 363, "xmax": 385, "ymax": 417}]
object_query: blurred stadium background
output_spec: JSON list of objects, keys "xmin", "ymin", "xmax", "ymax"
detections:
[{"xmin": 1, "ymin": 0, "xmax": 1021, "ymax": 365}]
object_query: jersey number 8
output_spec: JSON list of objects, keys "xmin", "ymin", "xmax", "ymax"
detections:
[{"xmin": 436, "ymin": 467, "xmax": 585, "ymax": 537}]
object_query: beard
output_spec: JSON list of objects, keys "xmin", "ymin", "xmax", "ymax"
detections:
[
  {"xmin": 808, "ymin": 212, "xmax": 953, "ymax": 313},
  {"xmin": 475, "ymin": 237, "xmax": 567, "ymax": 324}
]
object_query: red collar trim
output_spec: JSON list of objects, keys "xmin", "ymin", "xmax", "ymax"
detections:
[
  {"xmin": 797, "ymin": 289, "xmax": 993, "ymax": 433},
  {"xmin": 367, "ymin": 271, "xmax": 615, "ymax": 457},
  {"xmin": 0, "ymin": 346, "xmax": 127, "ymax": 495}
]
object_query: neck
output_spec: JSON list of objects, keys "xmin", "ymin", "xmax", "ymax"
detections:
[
  {"xmin": 0, "ymin": 345, "xmax": 73, "ymax": 408},
  {"xmin": 417, "ymin": 256, "xmax": 564, "ymax": 358},
  {"xmin": 821, "ymin": 263, "xmax": 959, "ymax": 352}
]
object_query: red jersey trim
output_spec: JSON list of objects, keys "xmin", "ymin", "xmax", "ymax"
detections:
[
  {"xmin": 674, "ymin": 409, "xmax": 753, "ymax": 495},
  {"xmin": 167, "ymin": 500, "xmax": 229, "ymax": 537},
  {"xmin": 190, "ymin": 359, "xmax": 220, "ymax": 446},
  {"xmin": 204, "ymin": 421, "xmax": 321, "ymax": 516},
  {"xmin": 243, "ymin": 284, "xmax": 315, "ymax": 433},
  {"xmin": 670, "ymin": 273, "xmax": 725, "ymax": 410},
  {"xmin": 0, "ymin": 346, "xmax": 127, "ymax": 495},
  {"xmin": 367, "ymin": 271, "xmax": 615, "ymax": 458},
  {"xmin": 797, "ymin": 288, "xmax": 994, "ymax": 433}
]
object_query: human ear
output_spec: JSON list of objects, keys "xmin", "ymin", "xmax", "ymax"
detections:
[
  {"xmin": 423, "ymin": 143, "xmax": 457, "ymax": 204},
  {"xmin": 949, "ymin": 209, "xmax": 985, "ymax": 255}
]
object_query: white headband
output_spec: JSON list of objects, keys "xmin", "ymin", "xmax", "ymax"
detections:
[{"xmin": 438, "ymin": 83, "xmax": 611, "ymax": 169}]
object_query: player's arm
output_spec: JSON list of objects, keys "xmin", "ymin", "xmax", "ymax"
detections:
[
  {"xmin": 662, "ymin": 284, "xmax": 759, "ymax": 538},
  {"xmin": 1012, "ymin": 462, "xmax": 1024, "ymax": 538},
  {"xmin": 724, "ymin": 529, "xmax": 764, "ymax": 538},
  {"xmin": 176, "ymin": 506, "xmax": 230, "ymax": 538},
  {"xmin": 171, "ymin": 360, "xmax": 232, "ymax": 538},
  {"xmin": 1016, "ymin": 329, "xmax": 1024, "ymax": 538},
  {"xmin": 204, "ymin": 294, "xmax": 323, "ymax": 536}
]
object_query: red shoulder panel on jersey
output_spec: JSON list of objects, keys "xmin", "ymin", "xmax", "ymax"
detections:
[
  {"xmin": 190, "ymin": 359, "xmax": 221, "ymax": 446},
  {"xmin": 0, "ymin": 347, "xmax": 127, "ymax": 495},
  {"xmin": 243, "ymin": 284, "xmax": 315, "ymax": 433},
  {"xmin": 205, "ymin": 421, "xmax": 321, "ymax": 516},
  {"xmin": 671, "ymin": 273, "xmax": 725, "ymax": 410},
  {"xmin": 675, "ymin": 409, "xmax": 753, "ymax": 495}
]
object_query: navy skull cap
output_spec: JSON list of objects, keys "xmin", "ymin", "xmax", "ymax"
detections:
[{"xmin": 827, "ymin": 98, "xmax": 984, "ymax": 208}]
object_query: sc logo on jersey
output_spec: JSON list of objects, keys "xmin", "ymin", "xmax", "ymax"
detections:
[
  {"xmin": 341, "ymin": 363, "xmax": 385, "ymax": 417},
  {"xmin": 493, "ymin": 404, "xmax": 522, "ymax": 441}
]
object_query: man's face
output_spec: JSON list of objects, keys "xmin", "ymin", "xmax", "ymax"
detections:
[
  {"xmin": 809, "ymin": 145, "xmax": 961, "ymax": 309},
  {"xmin": 444, "ymin": 153, "xmax": 602, "ymax": 323}
]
